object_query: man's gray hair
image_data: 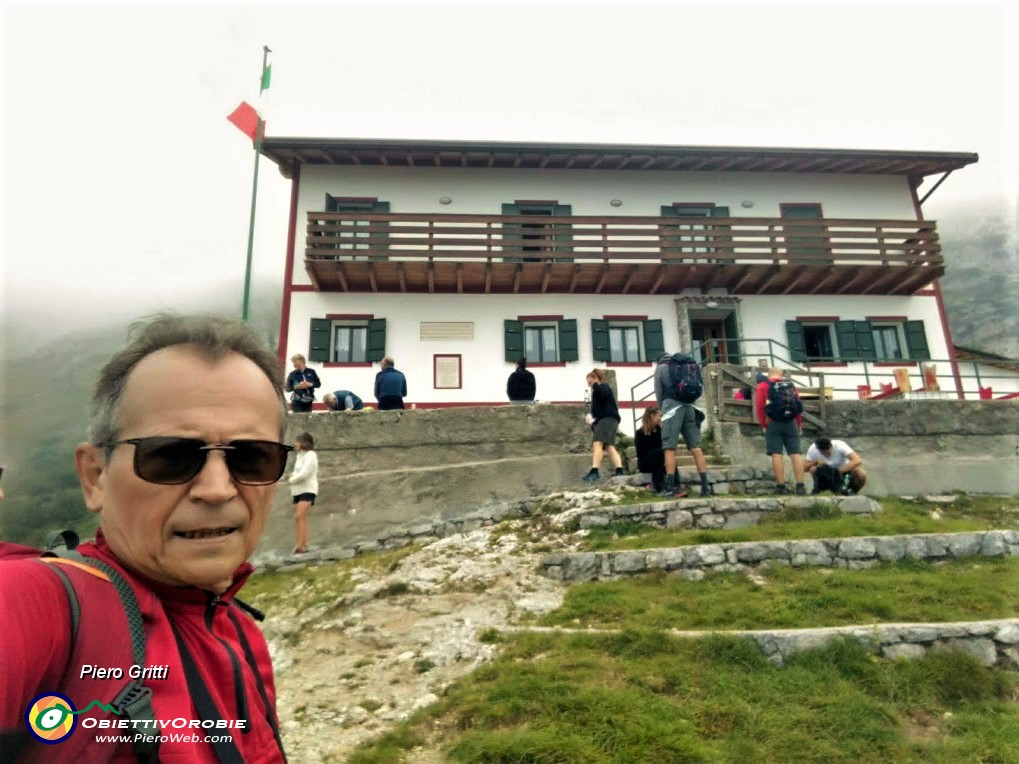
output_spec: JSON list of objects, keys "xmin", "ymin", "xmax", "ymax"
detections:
[{"xmin": 90, "ymin": 313, "xmax": 287, "ymax": 449}]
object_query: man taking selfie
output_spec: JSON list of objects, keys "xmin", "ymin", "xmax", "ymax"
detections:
[{"xmin": 0, "ymin": 314, "xmax": 288, "ymax": 763}]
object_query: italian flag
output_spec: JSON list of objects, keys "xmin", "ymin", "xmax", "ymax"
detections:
[{"xmin": 227, "ymin": 50, "xmax": 270, "ymax": 143}]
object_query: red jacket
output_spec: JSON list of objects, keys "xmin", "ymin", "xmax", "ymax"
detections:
[
  {"xmin": 754, "ymin": 378, "xmax": 804, "ymax": 430},
  {"xmin": 0, "ymin": 532, "xmax": 284, "ymax": 763}
]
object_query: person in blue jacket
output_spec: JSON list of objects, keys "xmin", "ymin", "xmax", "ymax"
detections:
[
  {"xmin": 322, "ymin": 390, "xmax": 365, "ymax": 411},
  {"xmin": 374, "ymin": 357, "xmax": 408, "ymax": 410},
  {"xmin": 285, "ymin": 354, "xmax": 321, "ymax": 413}
]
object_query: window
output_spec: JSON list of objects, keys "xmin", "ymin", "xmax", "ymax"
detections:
[
  {"xmin": 660, "ymin": 204, "xmax": 731, "ymax": 263},
  {"xmin": 501, "ymin": 202, "xmax": 573, "ymax": 263},
  {"xmin": 802, "ymin": 324, "xmax": 836, "ymax": 361},
  {"xmin": 324, "ymin": 196, "xmax": 390, "ymax": 261},
  {"xmin": 591, "ymin": 318, "xmax": 665, "ymax": 363},
  {"xmin": 333, "ymin": 324, "xmax": 368, "ymax": 363},
  {"xmin": 525, "ymin": 325, "xmax": 558, "ymax": 363},
  {"xmin": 780, "ymin": 203, "xmax": 827, "ymax": 264},
  {"xmin": 872, "ymin": 324, "xmax": 904, "ymax": 360},
  {"xmin": 504, "ymin": 318, "xmax": 578, "ymax": 364},
  {"xmin": 786, "ymin": 319, "xmax": 930, "ymax": 363},
  {"xmin": 609, "ymin": 325, "xmax": 641, "ymax": 362},
  {"xmin": 308, "ymin": 317, "xmax": 386, "ymax": 364}
]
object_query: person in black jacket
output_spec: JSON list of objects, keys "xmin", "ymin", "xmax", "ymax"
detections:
[
  {"xmin": 506, "ymin": 357, "xmax": 536, "ymax": 404},
  {"xmin": 582, "ymin": 368, "xmax": 624, "ymax": 482},
  {"xmin": 635, "ymin": 406, "xmax": 666, "ymax": 492},
  {"xmin": 285, "ymin": 354, "xmax": 321, "ymax": 413}
]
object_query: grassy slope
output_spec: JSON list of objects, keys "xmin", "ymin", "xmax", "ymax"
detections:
[
  {"xmin": 582, "ymin": 496, "xmax": 1019, "ymax": 552},
  {"xmin": 539, "ymin": 558, "xmax": 1019, "ymax": 631},
  {"xmin": 350, "ymin": 631, "xmax": 1019, "ymax": 763}
]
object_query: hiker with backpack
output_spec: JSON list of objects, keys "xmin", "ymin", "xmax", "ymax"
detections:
[
  {"xmin": 0, "ymin": 314, "xmax": 288, "ymax": 762},
  {"xmin": 754, "ymin": 367, "xmax": 807, "ymax": 494},
  {"xmin": 804, "ymin": 436, "xmax": 867, "ymax": 495},
  {"xmin": 653, "ymin": 352, "xmax": 713, "ymax": 497},
  {"xmin": 581, "ymin": 369, "xmax": 626, "ymax": 482}
]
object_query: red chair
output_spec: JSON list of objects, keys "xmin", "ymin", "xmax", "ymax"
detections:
[
  {"xmin": 979, "ymin": 387, "xmax": 993, "ymax": 400},
  {"xmin": 880, "ymin": 383, "xmax": 894, "ymax": 394},
  {"xmin": 857, "ymin": 385, "xmax": 872, "ymax": 399}
]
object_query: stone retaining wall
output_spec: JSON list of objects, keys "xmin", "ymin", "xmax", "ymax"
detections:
[
  {"xmin": 541, "ymin": 530, "xmax": 1019, "ymax": 582},
  {"xmin": 573, "ymin": 495, "xmax": 879, "ymax": 531},
  {"xmin": 508, "ymin": 620, "xmax": 1019, "ymax": 668}
]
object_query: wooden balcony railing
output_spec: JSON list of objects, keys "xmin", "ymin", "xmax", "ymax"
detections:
[{"xmin": 304, "ymin": 212, "xmax": 943, "ymax": 295}]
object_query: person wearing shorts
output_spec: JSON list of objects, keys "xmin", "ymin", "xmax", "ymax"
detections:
[
  {"xmin": 754, "ymin": 368, "xmax": 806, "ymax": 495},
  {"xmin": 654, "ymin": 354, "xmax": 712, "ymax": 497},
  {"xmin": 287, "ymin": 432, "xmax": 319, "ymax": 553},
  {"xmin": 581, "ymin": 369, "xmax": 625, "ymax": 482}
]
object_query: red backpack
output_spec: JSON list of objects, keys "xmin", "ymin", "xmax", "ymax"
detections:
[{"xmin": 0, "ymin": 534, "xmax": 159, "ymax": 763}]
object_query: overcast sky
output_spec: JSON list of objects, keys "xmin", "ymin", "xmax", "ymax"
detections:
[{"xmin": 1, "ymin": 0, "xmax": 1016, "ymax": 333}]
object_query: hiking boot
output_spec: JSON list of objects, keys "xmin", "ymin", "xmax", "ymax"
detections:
[
  {"xmin": 700, "ymin": 484, "xmax": 715, "ymax": 497},
  {"xmin": 660, "ymin": 486, "xmax": 688, "ymax": 498},
  {"xmin": 795, "ymin": 484, "xmax": 807, "ymax": 496},
  {"xmin": 775, "ymin": 484, "xmax": 789, "ymax": 494},
  {"xmin": 581, "ymin": 469, "xmax": 600, "ymax": 483}
]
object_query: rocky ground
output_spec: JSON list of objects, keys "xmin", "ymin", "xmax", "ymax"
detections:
[{"xmin": 260, "ymin": 490, "xmax": 615, "ymax": 763}]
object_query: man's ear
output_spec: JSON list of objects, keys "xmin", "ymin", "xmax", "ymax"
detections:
[{"xmin": 75, "ymin": 443, "xmax": 106, "ymax": 514}]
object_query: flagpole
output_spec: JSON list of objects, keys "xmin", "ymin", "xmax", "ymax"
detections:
[
  {"xmin": 242, "ymin": 118, "xmax": 262, "ymax": 322},
  {"xmin": 242, "ymin": 45, "xmax": 271, "ymax": 322}
]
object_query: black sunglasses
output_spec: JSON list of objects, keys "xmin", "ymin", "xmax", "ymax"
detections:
[{"xmin": 105, "ymin": 437, "xmax": 293, "ymax": 486}]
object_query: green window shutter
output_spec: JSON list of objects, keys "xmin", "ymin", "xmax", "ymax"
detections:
[
  {"xmin": 854, "ymin": 321, "xmax": 875, "ymax": 359},
  {"xmin": 905, "ymin": 320, "xmax": 930, "ymax": 360},
  {"xmin": 366, "ymin": 318, "xmax": 386, "ymax": 362},
  {"xmin": 642, "ymin": 319, "xmax": 665, "ymax": 362},
  {"xmin": 723, "ymin": 313, "xmax": 742, "ymax": 365},
  {"xmin": 785, "ymin": 320, "xmax": 807, "ymax": 363},
  {"xmin": 835, "ymin": 320, "xmax": 859, "ymax": 361},
  {"xmin": 591, "ymin": 319, "xmax": 610, "ymax": 362},
  {"xmin": 309, "ymin": 318, "xmax": 331, "ymax": 362},
  {"xmin": 504, "ymin": 319, "xmax": 523, "ymax": 363},
  {"xmin": 552, "ymin": 204, "xmax": 573, "ymax": 263},
  {"xmin": 558, "ymin": 319, "xmax": 579, "ymax": 362},
  {"xmin": 501, "ymin": 203, "xmax": 522, "ymax": 262}
]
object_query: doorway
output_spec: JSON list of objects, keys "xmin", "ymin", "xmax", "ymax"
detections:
[{"xmin": 691, "ymin": 312, "xmax": 742, "ymax": 365}]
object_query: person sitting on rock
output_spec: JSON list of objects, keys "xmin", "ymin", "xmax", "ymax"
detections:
[
  {"xmin": 804, "ymin": 436, "xmax": 867, "ymax": 495},
  {"xmin": 635, "ymin": 407, "xmax": 666, "ymax": 492}
]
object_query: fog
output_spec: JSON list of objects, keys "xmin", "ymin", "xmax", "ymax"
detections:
[{"xmin": 2, "ymin": 0, "xmax": 1016, "ymax": 350}]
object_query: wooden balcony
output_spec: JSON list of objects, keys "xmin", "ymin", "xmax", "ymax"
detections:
[{"xmin": 304, "ymin": 212, "xmax": 943, "ymax": 295}]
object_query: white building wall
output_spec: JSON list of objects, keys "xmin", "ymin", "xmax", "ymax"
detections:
[
  {"xmin": 283, "ymin": 290, "xmax": 980, "ymax": 432},
  {"xmin": 292, "ymin": 166, "xmax": 917, "ymax": 287},
  {"xmin": 281, "ymin": 164, "xmax": 978, "ymax": 425}
]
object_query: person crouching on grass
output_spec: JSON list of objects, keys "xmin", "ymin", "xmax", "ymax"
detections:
[
  {"xmin": 288, "ymin": 432, "xmax": 318, "ymax": 554},
  {"xmin": 582, "ymin": 369, "xmax": 625, "ymax": 482},
  {"xmin": 804, "ymin": 436, "xmax": 867, "ymax": 495}
]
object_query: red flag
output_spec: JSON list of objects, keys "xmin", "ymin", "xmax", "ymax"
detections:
[{"xmin": 227, "ymin": 101, "xmax": 261, "ymax": 142}]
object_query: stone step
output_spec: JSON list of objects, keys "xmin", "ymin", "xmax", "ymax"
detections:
[
  {"xmin": 541, "ymin": 529, "xmax": 1019, "ymax": 582},
  {"xmin": 624, "ymin": 446, "xmax": 731, "ymax": 467},
  {"xmin": 576, "ymin": 494, "xmax": 880, "ymax": 531},
  {"xmin": 498, "ymin": 620, "xmax": 1019, "ymax": 668},
  {"xmin": 625, "ymin": 465, "xmax": 818, "ymax": 495}
]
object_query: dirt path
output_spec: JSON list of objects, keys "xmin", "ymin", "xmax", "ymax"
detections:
[{"xmin": 262, "ymin": 498, "xmax": 596, "ymax": 763}]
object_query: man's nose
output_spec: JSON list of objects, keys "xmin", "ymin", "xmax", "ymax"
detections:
[{"xmin": 189, "ymin": 450, "xmax": 238, "ymax": 503}]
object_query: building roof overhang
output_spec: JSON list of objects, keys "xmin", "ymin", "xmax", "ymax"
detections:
[{"xmin": 259, "ymin": 136, "xmax": 978, "ymax": 180}]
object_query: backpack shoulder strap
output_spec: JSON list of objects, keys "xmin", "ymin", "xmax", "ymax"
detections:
[{"xmin": 44, "ymin": 551, "xmax": 160, "ymax": 763}]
